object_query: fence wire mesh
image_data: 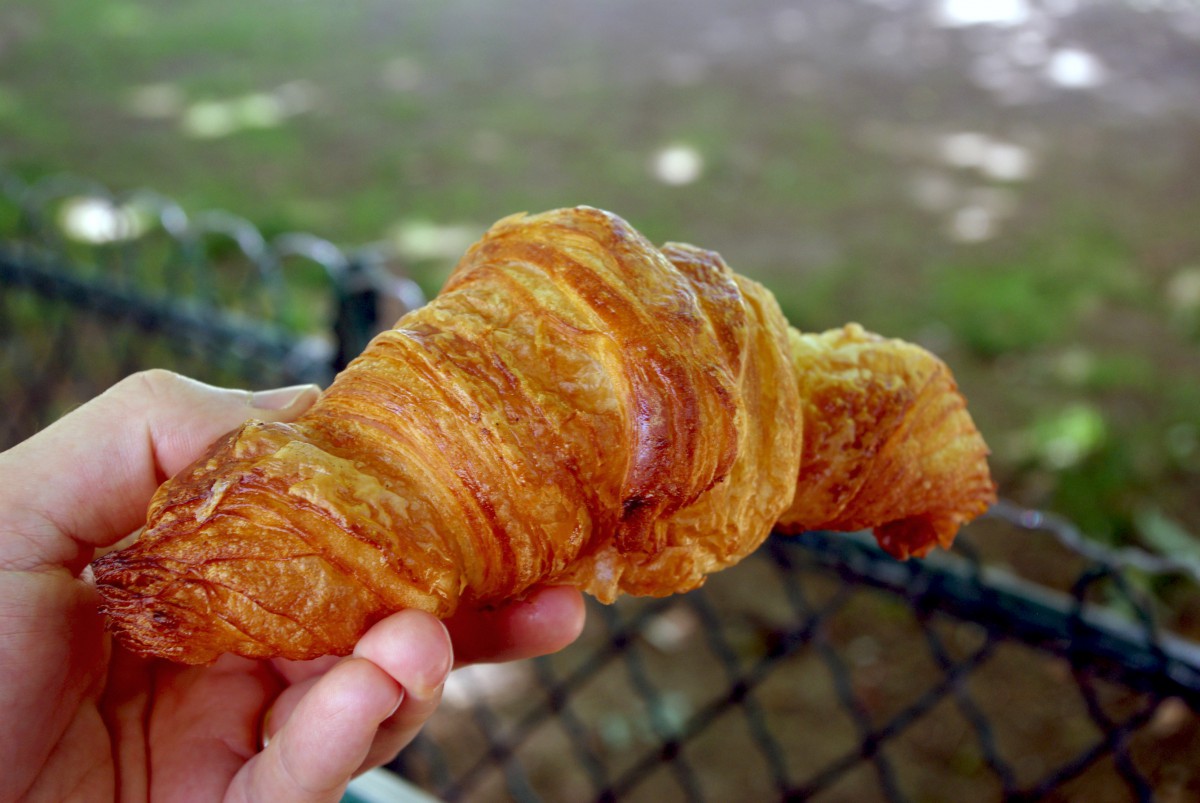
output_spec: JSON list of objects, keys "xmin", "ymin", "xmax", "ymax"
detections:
[
  {"xmin": 393, "ymin": 516, "xmax": 1200, "ymax": 802},
  {"xmin": 2, "ymin": 174, "xmax": 1199, "ymax": 802}
]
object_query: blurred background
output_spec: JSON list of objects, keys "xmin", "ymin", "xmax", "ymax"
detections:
[
  {"xmin": 5, "ymin": 0, "xmax": 1199, "ymax": 551},
  {"xmin": 3, "ymin": 0, "xmax": 1200, "ymax": 800}
]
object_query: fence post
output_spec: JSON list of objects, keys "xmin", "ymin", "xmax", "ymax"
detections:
[
  {"xmin": 331, "ymin": 249, "xmax": 426, "ymax": 373},
  {"xmin": 333, "ymin": 255, "xmax": 383, "ymax": 372}
]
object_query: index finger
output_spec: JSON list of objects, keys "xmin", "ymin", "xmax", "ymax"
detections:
[
  {"xmin": 444, "ymin": 585, "xmax": 586, "ymax": 667},
  {"xmin": 269, "ymin": 585, "xmax": 587, "ymax": 690}
]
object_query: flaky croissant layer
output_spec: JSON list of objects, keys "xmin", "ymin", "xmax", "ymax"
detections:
[{"xmin": 92, "ymin": 207, "xmax": 995, "ymax": 664}]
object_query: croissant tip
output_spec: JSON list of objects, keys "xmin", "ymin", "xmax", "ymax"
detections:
[
  {"xmin": 872, "ymin": 486, "xmax": 997, "ymax": 560},
  {"xmin": 91, "ymin": 550, "xmax": 221, "ymax": 665}
]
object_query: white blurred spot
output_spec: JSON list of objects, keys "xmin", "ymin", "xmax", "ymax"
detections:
[
  {"xmin": 346, "ymin": 768, "xmax": 441, "ymax": 803},
  {"xmin": 1166, "ymin": 266, "xmax": 1200, "ymax": 311},
  {"xmin": 442, "ymin": 662, "xmax": 530, "ymax": 709},
  {"xmin": 181, "ymin": 100, "xmax": 241, "ymax": 139},
  {"xmin": 180, "ymin": 85, "xmax": 314, "ymax": 139},
  {"xmin": 651, "ymin": 144, "xmax": 704, "ymax": 186},
  {"xmin": 380, "ymin": 57, "xmax": 424, "ymax": 93},
  {"xmin": 946, "ymin": 185, "xmax": 1017, "ymax": 241},
  {"xmin": 939, "ymin": 132, "xmax": 1035, "ymax": 181},
  {"xmin": 643, "ymin": 606, "xmax": 699, "ymax": 653},
  {"xmin": 391, "ymin": 220, "xmax": 480, "ymax": 261},
  {"xmin": 59, "ymin": 197, "xmax": 148, "ymax": 244},
  {"xmin": 980, "ymin": 142, "xmax": 1034, "ymax": 181},
  {"xmin": 235, "ymin": 93, "xmax": 286, "ymax": 129},
  {"xmin": 939, "ymin": 132, "xmax": 991, "ymax": 169},
  {"xmin": 947, "ymin": 206, "xmax": 995, "ymax": 242},
  {"xmin": 1149, "ymin": 698, "xmax": 1192, "ymax": 738},
  {"xmin": 126, "ymin": 83, "xmax": 185, "ymax": 119},
  {"xmin": 1035, "ymin": 405, "xmax": 1107, "ymax": 470},
  {"xmin": 935, "ymin": 0, "xmax": 1030, "ymax": 27},
  {"xmin": 1046, "ymin": 48, "xmax": 1106, "ymax": 89}
]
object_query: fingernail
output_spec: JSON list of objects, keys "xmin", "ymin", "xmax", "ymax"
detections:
[
  {"xmin": 412, "ymin": 622, "xmax": 453, "ymax": 700},
  {"xmin": 386, "ymin": 692, "xmax": 405, "ymax": 720},
  {"xmin": 259, "ymin": 704, "xmax": 276, "ymax": 751},
  {"xmin": 250, "ymin": 384, "xmax": 321, "ymax": 412}
]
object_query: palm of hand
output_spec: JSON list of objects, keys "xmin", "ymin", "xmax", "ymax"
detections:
[
  {"xmin": 7, "ymin": 552, "xmax": 580, "ymax": 802},
  {"xmin": 7, "ymin": 566, "xmax": 305, "ymax": 801}
]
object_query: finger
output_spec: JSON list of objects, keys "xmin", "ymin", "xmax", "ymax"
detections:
[
  {"xmin": 359, "ymin": 686, "xmax": 445, "ymax": 773},
  {"xmin": 270, "ymin": 654, "xmax": 341, "ymax": 686},
  {"xmin": 446, "ymin": 585, "xmax": 586, "ymax": 666},
  {"xmin": 271, "ymin": 587, "xmax": 586, "ymax": 683},
  {"xmin": 0, "ymin": 370, "xmax": 320, "ymax": 571},
  {"xmin": 351, "ymin": 610, "xmax": 453, "ymax": 770},
  {"xmin": 226, "ymin": 658, "xmax": 402, "ymax": 803},
  {"xmin": 260, "ymin": 610, "xmax": 453, "ymax": 774}
]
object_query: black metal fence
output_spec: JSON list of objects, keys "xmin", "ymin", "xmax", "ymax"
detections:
[{"xmin": 3, "ymin": 174, "xmax": 1198, "ymax": 802}]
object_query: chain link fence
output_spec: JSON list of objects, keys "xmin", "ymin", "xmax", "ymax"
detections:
[{"xmin": 2, "ymin": 174, "xmax": 1199, "ymax": 801}]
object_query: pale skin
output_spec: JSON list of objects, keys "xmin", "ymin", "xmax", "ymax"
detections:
[{"xmin": 0, "ymin": 370, "xmax": 586, "ymax": 802}]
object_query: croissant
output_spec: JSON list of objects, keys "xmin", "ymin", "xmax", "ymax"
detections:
[{"xmin": 91, "ymin": 207, "xmax": 995, "ymax": 664}]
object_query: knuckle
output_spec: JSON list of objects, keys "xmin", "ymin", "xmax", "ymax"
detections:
[
  {"xmin": 95, "ymin": 370, "xmax": 190, "ymax": 423},
  {"xmin": 127, "ymin": 368, "xmax": 182, "ymax": 397},
  {"xmin": 109, "ymin": 369, "xmax": 187, "ymax": 410}
]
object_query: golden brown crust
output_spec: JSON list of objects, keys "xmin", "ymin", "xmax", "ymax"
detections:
[
  {"xmin": 91, "ymin": 207, "xmax": 993, "ymax": 664},
  {"xmin": 775, "ymin": 324, "xmax": 996, "ymax": 558}
]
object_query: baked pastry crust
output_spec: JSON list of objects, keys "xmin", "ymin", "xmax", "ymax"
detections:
[
  {"xmin": 776, "ymin": 324, "xmax": 995, "ymax": 558},
  {"xmin": 91, "ymin": 207, "xmax": 995, "ymax": 664}
]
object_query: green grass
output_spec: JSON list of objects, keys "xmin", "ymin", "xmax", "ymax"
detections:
[{"xmin": 2, "ymin": 0, "xmax": 1199, "ymax": 551}]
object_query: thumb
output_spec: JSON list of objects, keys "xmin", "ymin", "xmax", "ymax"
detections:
[{"xmin": 0, "ymin": 370, "xmax": 321, "ymax": 572}]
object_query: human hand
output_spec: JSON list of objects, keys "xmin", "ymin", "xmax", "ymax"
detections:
[{"xmin": 0, "ymin": 370, "xmax": 585, "ymax": 802}]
